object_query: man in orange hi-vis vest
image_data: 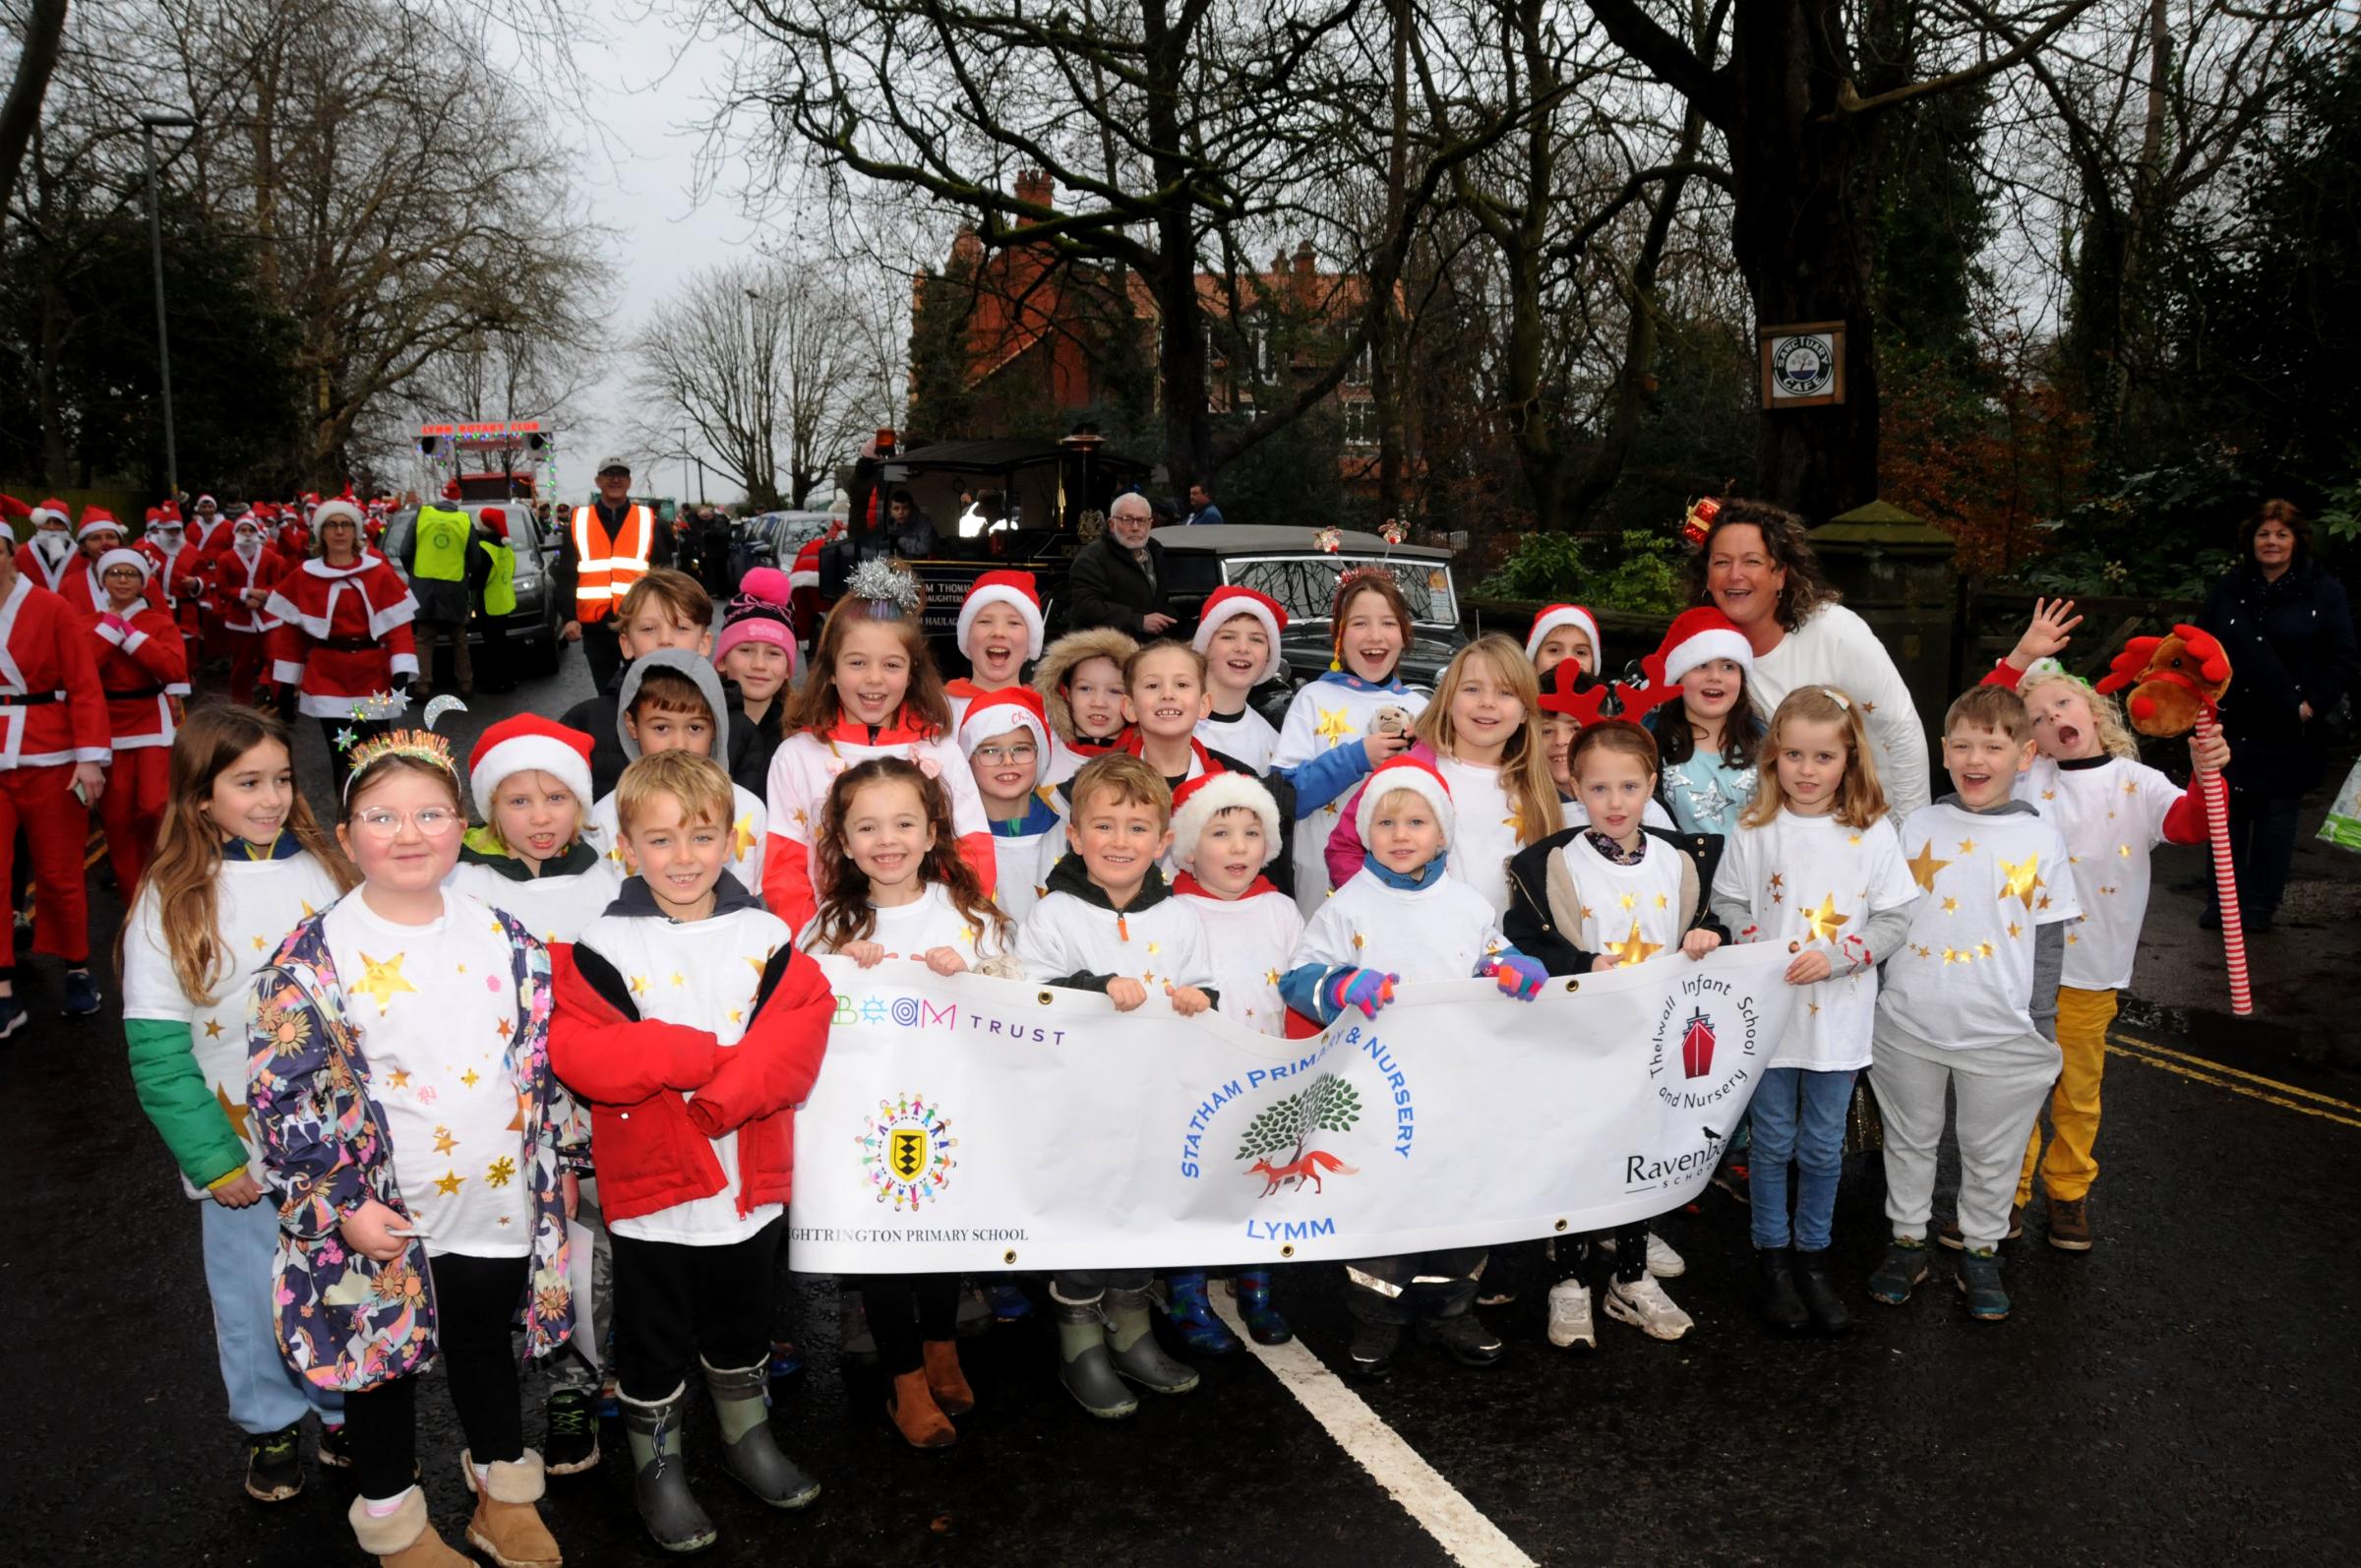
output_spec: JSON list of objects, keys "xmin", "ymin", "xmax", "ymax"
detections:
[{"xmin": 553, "ymin": 454, "xmax": 672, "ymax": 690}]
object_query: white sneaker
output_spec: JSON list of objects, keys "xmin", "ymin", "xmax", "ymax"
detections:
[
  {"xmin": 1544, "ymin": 1279, "xmax": 1596, "ymax": 1350},
  {"xmin": 1598, "ymin": 1230, "xmax": 1686, "ymax": 1278},
  {"xmin": 1604, "ymin": 1274, "xmax": 1694, "ymax": 1341}
]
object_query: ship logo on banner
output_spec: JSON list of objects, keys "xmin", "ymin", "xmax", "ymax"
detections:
[
  {"xmin": 860, "ymin": 1093, "xmax": 957, "ymax": 1210},
  {"xmin": 1650, "ymin": 973, "xmax": 1763, "ymax": 1110}
]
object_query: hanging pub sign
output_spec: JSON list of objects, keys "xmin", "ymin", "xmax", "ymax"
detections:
[{"xmin": 1757, "ymin": 322, "xmax": 1846, "ymax": 408}]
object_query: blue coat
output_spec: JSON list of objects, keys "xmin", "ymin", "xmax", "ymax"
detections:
[{"xmin": 2199, "ymin": 558, "xmax": 2357, "ymax": 796}]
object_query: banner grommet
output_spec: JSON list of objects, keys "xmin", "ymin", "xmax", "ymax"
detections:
[
  {"xmin": 1037, "ymin": 991, "xmax": 1055, "ymax": 1005},
  {"xmin": 1563, "ymin": 980, "xmax": 1580, "ymax": 994},
  {"xmin": 1553, "ymin": 1218, "xmax": 1568, "ymax": 1232},
  {"xmin": 1002, "ymin": 1248, "xmax": 1018, "ymax": 1264},
  {"xmin": 1279, "ymin": 1244, "xmax": 1297, "ymax": 1258}
]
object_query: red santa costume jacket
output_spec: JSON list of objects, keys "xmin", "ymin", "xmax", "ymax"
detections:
[
  {"xmin": 263, "ymin": 552, "xmax": 419, "ymax": 717},
  {"xmin": 205, "ymin": 532, "xmax": 287, "ymax": 632},
  {"xmin": 138, "ymin": 534, "xmax": 206, "ymax": 638},
  {"xmin": 0, "ymin": 574, "xmax": 109, "ymax": 770},
  {"xmin": 89, "ymin": 605, "xmax": 190, "ymax": 749}
]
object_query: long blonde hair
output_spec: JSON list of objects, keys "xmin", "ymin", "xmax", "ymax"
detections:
[
  {"xmin": 1414, "ymin": 634, "xmax": 1562, "ymax": 845},
  {"xmin": 121, "ymin": 707, "xmax": 355, "ymax": 1006},
  {"xmin": 1742, "ymin": 687, "xmax": 1888, "ymax": 830},
  {"xmin": 2020, "ymin": 672, "xmax": 2138, "ymax": 759}
]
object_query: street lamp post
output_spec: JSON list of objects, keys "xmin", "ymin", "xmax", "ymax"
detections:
[
  {"xmin": 680, "ymin": 429, "xmax": 692, "ymax": 510},
  {"xmin": 140, "ymin": 114, "xmax": 199, "ymax": 503}
]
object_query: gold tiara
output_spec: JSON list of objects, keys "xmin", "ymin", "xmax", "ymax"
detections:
[{"xmin": 342, "ymin": 727, "xmax": 458, "ymax": 795}]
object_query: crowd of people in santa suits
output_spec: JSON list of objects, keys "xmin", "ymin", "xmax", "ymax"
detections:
[{"xmin": 0, "ymin": 490, "xmax": 447, "ymax": 1036}]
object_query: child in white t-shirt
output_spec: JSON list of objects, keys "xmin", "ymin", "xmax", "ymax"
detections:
[
  {"xmin": 943, "ymin": 571, "xmax": 1045, "ymax": 731},
  {"xmin": 1712, "ymin": 687, "xmax": 1918, "ymax": 1334},
  {"xmin": 1867, "ymin": 685, "xmax": 2082, "ymax": 1323},
  {"xmin": 1980, "ymin": 601, "xmax": 2226, "ymax": 1250},
  {"xmin": 552, "ymin": 752, "xmax": 831, "ymax": 1552},
  {"xmin": 585, "ymin": 651, "xmax": 768, "ymax": 898}
]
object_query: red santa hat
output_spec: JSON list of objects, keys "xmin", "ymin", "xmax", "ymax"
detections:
[
  {"xmin": 956, "ymin": 686, "xmax": 1052, "ymax": 760},
  {"xmin": 956, "ymin": 571, "xmax": 1046, "ymax": 660},
  {"xmin": 30, "ymin": 498, "xmax": 70, "ymax": 528},
  {"xmin": 1190, "ymin": 585, "xmax": 1289, "ymax": 685},
  {"xmin": 1169, "ymin": 770, "xmax": 1282, "ymax": 870},
  {"xmin": 466, "ymin": 714, "xmax": 596, "ymax": 820},
  {"xmin": 77, "ymin": 507, "xmax": 122, "ymax": 541},
  {"xmin": 1356, "ymin": 754, "xmax": 1455, "ymax": 846},
  {"xmin": 1653, "ymin": 606, "xmax": 1752, "ymax": 685},
  {"xmin": 95, "ymin": 547, "xmax": 151, "ymax": 582},
  {"xmin": 312, "ymin": 493, "xmax": 366, "ymax": 531},
  {"xmin": 478, "ymin": 506, "xmax": 509, "ymax": 541},
  {"xmin": 1525, "ymin": 603, "xmax": 1600, "ymax": 665}
]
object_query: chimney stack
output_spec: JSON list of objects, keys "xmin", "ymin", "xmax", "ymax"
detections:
[{"xmin": 1293, "ymin": 241, "xmax": 1316, "ymax": 277}]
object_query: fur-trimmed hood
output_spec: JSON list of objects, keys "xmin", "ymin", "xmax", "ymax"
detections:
[{"xmin": 1032, "ymin": 626, "xmax": 1139, "ymax": 744}]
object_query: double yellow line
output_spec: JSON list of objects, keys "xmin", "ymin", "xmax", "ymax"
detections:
[{"xmin": 2107, "ymin": 1029, "xmax": 2361, "ymax": 1131}]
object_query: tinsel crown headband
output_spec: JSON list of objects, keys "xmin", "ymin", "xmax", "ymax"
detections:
[
  {"xmin": 845, "ymin": 559, "xmax": 923, "ymax": 618},
  {"xmin": 342, "ymin": 728, "xmax": 458, "ymax": 797}
]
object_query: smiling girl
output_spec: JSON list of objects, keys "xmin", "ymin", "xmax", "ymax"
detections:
[
  {"xmin": 248, "ymin": 728, "xmax": 572, "ymax": 1568},
  {"xmin": 123, "ymin": 707, "xmax": 356, "ymax": 1504},
  {"xmin": 1270, "ymin": 570, "xmax": 1424, "ymax": 912},
  {"xmin": 448, "ymin": 716, "xmax": 620, "ymax": 952},
  {"xmin": 716, "ymin": 568, "xmax": 799, "ymax": 794},
  {"xmin": 1636, "ymin": 608, "xmax": 1764, "ymax": 836},
  {"xmin": 760, "ymin": 568, "xmax": 995, "ymax": 934},
  {"xmin": 945, "ymin": 572, "xmax": 1046, "ymax": 732},
  {"xmin": 1191, "ymin": 586, "xmax": 1289, "ymax": 770},
  {"xmin": 1033, "ymin": 626, "xmax": 1137, "ymax": 783}
]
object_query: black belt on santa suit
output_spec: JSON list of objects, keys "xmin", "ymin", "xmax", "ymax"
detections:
[
  {"xmin": 104, "ymin": 685, "xmax": 167, "ymax": 700},
  {"xmin": 0, "ymin": 689, "xmax": 65, "ymax": 707},
  {"xmin": 315, "ymin": 633, "xmax": 378, "ymax": 652}
]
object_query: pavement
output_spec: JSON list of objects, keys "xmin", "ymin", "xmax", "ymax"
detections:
[{"xmin": 4, "ymin": 652, "xmax": 2357, "ymax": 1568}]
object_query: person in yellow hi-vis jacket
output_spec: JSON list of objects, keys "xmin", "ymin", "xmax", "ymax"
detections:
[
  {"xmin": 473, "ymin": 506, "xmax": 519, "ymax": 694},
  {"xmin": 403, "ymin": 499, "xmax": 489, "ymax": 698}
]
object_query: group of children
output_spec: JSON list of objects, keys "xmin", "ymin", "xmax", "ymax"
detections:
[{"xmin": 117, "ymin": 524, "xmax": 2222, "ymax": 1562}]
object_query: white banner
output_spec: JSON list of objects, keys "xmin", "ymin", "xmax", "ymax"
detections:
[{"xmin": 786, "ymin": 943, "xmax": 1800, "ymax": 1272}]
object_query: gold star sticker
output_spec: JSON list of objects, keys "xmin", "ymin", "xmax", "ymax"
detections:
[
  {"xmin": 351, "ymin": 951, "xmax": 416, "ymax": 1013},
  {"xmin": 2006, "ymin": 921, "xmax": 2023, "ymax": 940},
  {"xmin": 1998, "ymin": 854, "xmax": 2044, "ymax": 909},
  {"xmin": 2123, "ymin": 778, "xmax": 2140, "ymax": 796},
  {"xmin": 1801, "ymin": 893, "xmax": 1851, "ymax": 944},
  {"xmin": 204, "ymin": 1018, "xmax": 224, "ymax": 1040},
  {"xmin": 1352, "ymin": 933, "xmax": 1365, "ymax": 950},
  {"xmin": 485, "ymin": 1156, "xmax": 515, "ymax": 1188},
  {"xmin": 1618, "ymin": 892, "xmax": 1637, "ymax": 911},
  {"xmin": 1913, "ymin": 944, "xmax": 1933, "ymax": 959},
  {"xmin": 250, "ymin": 935, "xmax": 266, "ymax": 951},
  {"xmin": 630, "ymin": 974, "xmax": 649, "ymax": 995},
  {"xmin": 2067, "ymin": 932, "xmax": 2080, "ymax": 944},
  {"xmin": 1862, "ymin": 701, "xmax": 1877, "ymax": 714},
  {"xmin": 387, "ymin": 1068, "xmax": 410, "ymax": 1090},
  {"xmin": 1579, "ymin": 905, "xmax": 1595, "ymax": 922},
  {"xmin": 300, "ymin": 900, "xmax": 316, "ymax": 918},
  {"xmin": 1978, "ymin": 940, "xmax": 1995, "ymax": 958},
  {"xmin": 1846, "ymin": 833, "xmax": 1862, "ymax": 846},
  {"xmin": 1147, "ymin": 940, "xmax": 1162, "ymax": 956},
  {"xmin": 1265, "ymin": 968, "xmax": 1281, "ymax": 986},
  {"xmin": 434, "ymin": 1170, "xmax": 462, "ymax": 1196},
  {"xmin": 1957, "ymin": 838, "xmax": 1977, "ymax": 856},
  {"xmin": 1807, "ymin": 1000, "xmax": 1821, "ymax": 1016},
  {"xmin": 729, "ymin": 1007, "xmax": 744, "ymax": 1024},
  {"xmin": 214, "ymin": 1084, "xmax": 251, "ymax": 1140},
  {"xmin": 2041, "ymin": 789, "xmax": 2056, "ymax": 802},
  {"xmin": 1604, "ymin": 921, "xmax": 1663, "ymax": 965},
  {"xmin": 433, "ymin": 1125, "xmax": 457, "ymax": 1154},
  {"xmin": 746, "ymin": 956, "xmax": 768, "ymax": 977},
  {"xmin": 1653, "ymin": 892, "xmax": 1668, "ymax": 910},
  {"xmin": 1313, "ymin": 704, "xmax": 1354, "ymax": 745},
  {"xmin": 670, "ymin": 971, "xmax": 686, "ymax": 987},
  {"xmin": 459, "ymin": 1068, "xmax": 480, "ymax": 1088},
  {"xmin": 2037, "ymin": 894, "xmax": 2053, "ymax": 911},
  {"xmin": 1770, "ymin": 874, "xmax": 1785, "ymax": 891},
  {"xmin": 1906, "ymin": 840, "xmax": 1951, "ymax": 892},
  {"xmin": 1942, "ymin": 946, "xmax": 1963, "ymax": 965},
  {"xmin": 1141, "ymin": 970, "xmax": 1156, "ymax": 985},
  {"xmin": 495, "ymin": 1017, "xmax": 513, "ymax": 1040},
  {"xmin": 1941, "ymin": 896, "xmax": 1959, "ymax": 915},
  {"xmin": 734, "ymin": 812, "xmax": 757, "ymax": 861},
  {"xmin": 2117, "ymin": 843, "xmax": 2132, "ymax": 859},
  {"xmin": 791, "ymin": 808, "xmax": 810, "ymax": 830}
]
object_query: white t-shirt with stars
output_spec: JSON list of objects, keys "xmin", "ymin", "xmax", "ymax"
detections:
[
  {"xmin": 2017, "ymin": 754, "xmax": 2188, "ymax": 992},
  {"xmin": 1271, "ymin": 680, "xmax": 1428, "ymax": 915},
  {"xmin": 1879, "ymin": 803, "xmax": 2082, "ymax": 1051},
  {"xmin": 1197, "ymin": 706, "xmax": 1280, "ymax": 774},
  {"xmin": 324, "ymin": 889, "xmax": 531, "ymax": 1257},
  {"xmin": 1556, "ymin": 832, "xmax": 1689, "ymax": 965},
  {"xmin": 1179, "ymin": 886, "xmax": 1305, "ymax": 1035},
  {"xmin": 578, "ymin": 904, "xmax": 796, "ymax": 1246},
  {"xmin": 1016, "ymin": 887, "xmax": 1215, "ymax": 994},
  {"xmin": 1433, "ymin": 756, "xmax": 1526, "ymax": 915},
  {"xmin": 123, "ymin": 852, "xmax": 346, "ymax": 1199},
  {"xmin": 583, "ymin": 783, "xmax": 767, "ymax": 898},
  {"xmin": 1291, "ymin": 867, "xmax": 1506, "ymax": 985},
  {"xmin": 1715, "ymin": 812, "xmax": 1918, "ymax": 1072},
  {"xmin": 447, "ymin": 854, "xmax": 624, "ymax": 948},
  {"xmin": 797, "ymin": 880, "xmax": 1013, "ymax": 971}
]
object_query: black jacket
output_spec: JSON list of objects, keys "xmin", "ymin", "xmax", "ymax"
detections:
[
  {"xmin": 2199, "ymin": 557, "xmax": 2357, "ymax": 796},
  {"xmin": 1503, "ymin": 824, "xmax": 1728, "ymax": 976},
  {"xmin": 1066, "ymin": 534, "xmax": 1170, "ymax": 637}
]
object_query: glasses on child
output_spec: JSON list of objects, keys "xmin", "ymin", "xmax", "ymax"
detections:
[
  {"xmin": 972, "ymin": 743, "xmax": 1038, "ymax": 765},
  {"xmin": 350, "ymin": 807, "xmax": 462, "ymax": 839}
]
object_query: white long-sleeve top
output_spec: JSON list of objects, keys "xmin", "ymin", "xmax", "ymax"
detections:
[{"xmin": 1748, "ymin": 604, "xmax": 1931, "ymax": 822}]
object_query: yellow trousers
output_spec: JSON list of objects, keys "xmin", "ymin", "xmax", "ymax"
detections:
[{"xmin": 2018, "ymin": 985, "xmax": 2117, "ymax": 1205}]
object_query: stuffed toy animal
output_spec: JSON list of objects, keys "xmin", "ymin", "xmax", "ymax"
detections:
[
  {"xmin": 1367, "ymin": 704, "xmax": 1414, "ymax": 737},
  {"xmin": 2093, "ymin": 623, "xmax": 2232, "ymax": 737}
]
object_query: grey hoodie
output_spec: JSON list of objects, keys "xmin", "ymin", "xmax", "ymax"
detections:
[{"xmin": 615, "ymin": 647, "xmax": 732, "ymax": 762}]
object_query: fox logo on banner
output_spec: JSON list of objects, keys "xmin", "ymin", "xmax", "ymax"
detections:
[{"xmin": 785, "ymin": 944, "xmax": 1801, "ymax": 1274}]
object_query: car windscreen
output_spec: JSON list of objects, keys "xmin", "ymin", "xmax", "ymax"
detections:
[{"xmin": 1221, "ymin": 555, "xmax": 1457, "ymax": 628}]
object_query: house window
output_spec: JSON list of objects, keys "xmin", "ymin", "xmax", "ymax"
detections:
[
  {"xmin": 1344, "ymin": 401, "xmax": 1378, "ymax": 449},
  {"xmin": 1344, "ymin": 344, "xmax": 1372, "ymax": 388}
]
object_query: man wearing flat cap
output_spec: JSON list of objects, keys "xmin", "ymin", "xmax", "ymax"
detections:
[{"xmin": 551, "ymin": 454, "xmax": 674, "ymax": 691}]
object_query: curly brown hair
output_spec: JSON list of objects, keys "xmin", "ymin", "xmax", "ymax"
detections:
[
  {"xmin": 1686, "ymin": 499, "xmax": 1840, "ymax": 631},
  {"xmin": 808, "ymin": 757, "xmax": 1009, "ymax": 950}
]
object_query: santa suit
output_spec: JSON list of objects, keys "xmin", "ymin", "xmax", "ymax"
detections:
[
  {"xmin": 22, "ymin": 530, "xmax": 77, "ymax": 596},
  {"xmin": 0, "ymin": 573, "xmax": 109, "ymax": 967},
  {"xmin": 139, "ymin": 533, "xmax": 206, "ymax": 642},
  {"xmin": 204, "ymin": 532, "xmax": 286, "ymax": 704},
  {"xmin": 263, "ymin": 552, "xmax": 418, "ymax": 717},
  {"xmin": 87, "ymin": 601, "xmax": 188, "ymax": 895}
]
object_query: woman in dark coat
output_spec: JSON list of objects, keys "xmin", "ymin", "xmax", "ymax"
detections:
[{"xmin": 2197, "ymin": 500, "xmax": 2357, "ymax": 929}]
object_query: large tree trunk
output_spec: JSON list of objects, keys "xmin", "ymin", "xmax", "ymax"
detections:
[
  {"xmin": 0, "ymin": 0, "xmax": 68, "ymax": 236},
  {"xmin": 1726, "ymin": 1, "xmax": 1880, "ymax": 520},
  {"xmin": 1141, "ymin": 0, "xmax": 1213, "ymax": 490}
]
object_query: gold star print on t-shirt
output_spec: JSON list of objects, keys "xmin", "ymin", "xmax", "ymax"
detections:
[
  {"xmin": 351, "ymin": 952, "xmax": 416, "ymax": 1014},
  {"xmin": 734, "ymin": 813, "xmax": 758, "ymax": 861},
  {"xmin": 203, "ymin": 1018, "xmax": 223, "ymax": 1040},
  {"xmin": 485, "ymin": 1156, "xmax": 515, "ymax": 1188},
  {"xmin": 435, "ymin": 1171, "xmax": 463, "ymax": 1196},
  {"xmin": 1604, "ymin": 921, "xmax": 1662, "ymax": 965},
  {"xmin": 214, "ymin": 1084, "xmax": 251, "ymax": 1140},
  {"xmin": 1314, "ymin": 705, "xmax": 1355, "ymax": 745},
  {"xmin": 1998, "ymin": 854, "xmax": 2044, "ymax": 909},
  {"xmin": 1906, "ymin": 841, "xmax": 1950, "ymax": 893},
  {"xmin": 1800, "ymin": 894, "xmax": 1850, "ymax": 944}
]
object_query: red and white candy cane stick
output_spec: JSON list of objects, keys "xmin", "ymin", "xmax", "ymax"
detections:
[{"xmin": 2199, "ymin": 710, "xmax": 2252, "ymax": 1016}]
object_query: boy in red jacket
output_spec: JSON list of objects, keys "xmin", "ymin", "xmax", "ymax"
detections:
[{"xmin": 548, "ymin": 750, "xmax": 831, "ymax": 1554}]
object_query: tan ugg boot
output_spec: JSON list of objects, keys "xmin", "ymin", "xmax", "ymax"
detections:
[
  {"xmin": 921, "ymin": 1339, "xmax": 975, "ymax": 1417},
  {"xmin": 347, "ymin": 1490, "xmax": 471, "ymax": 1568},
  {"xmin": 463, "ymin": 1450, "xmax": 563, "ymax": 1568},
  {"xmin": 887, "ymin": 1369, "xmax": 955, "ymax": 1449}
]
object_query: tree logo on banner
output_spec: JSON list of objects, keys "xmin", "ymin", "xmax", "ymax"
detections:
[
  {"xmin": 1234, "ymin": 1072, "xmax": 1362, "ymax": 1197},
  {"xmin": 859, "ymin": 1092, "xmax": 957, "ymax": 1210}
]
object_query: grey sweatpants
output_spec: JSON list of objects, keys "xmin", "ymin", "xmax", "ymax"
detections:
[{"xmin": 1872, "ymin": 1019, "xmax": 2060, "ymax": 1250}]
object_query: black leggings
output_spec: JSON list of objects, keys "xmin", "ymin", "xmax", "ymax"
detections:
[
  {"xmin": 1558, "ymin": 1224, "xmax": 1652, "ymax": 1285},
  {"xmin": 610, "ymin": 1218, "xmax": 782, "ymax": 1404},
  {"xmin": 855, "ymin": 1275, "xmax": 960, "ymax": 1377},
  {"xmin": 345, "ymin": 1251, "xmax": 527, "ymax": 1500}
]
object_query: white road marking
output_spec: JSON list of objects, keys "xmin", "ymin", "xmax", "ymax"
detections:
[{"xmin": 1211, "ymin": 1294, "xmax": 1538, "ymax": 1568}]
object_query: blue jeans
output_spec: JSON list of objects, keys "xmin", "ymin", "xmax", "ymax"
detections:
[
  {"xmin": 1748, "ymin": 1068, "xmax": 1855, "ymax": 1251},
  {"xmin": 201, "ymin": 1194, "xmax": 342, "ymax": 1434}
]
